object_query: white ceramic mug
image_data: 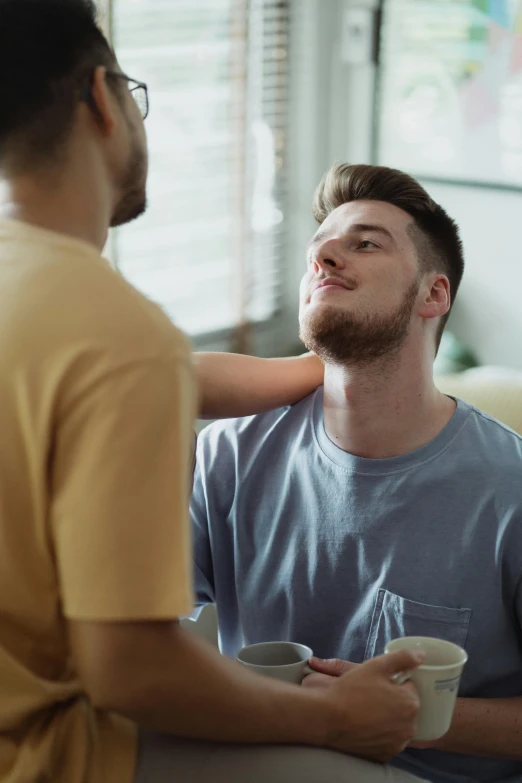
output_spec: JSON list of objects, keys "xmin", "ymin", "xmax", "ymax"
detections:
[
  {"xmin": 237, "ymin": 641, "xmax": 313, "ymax": 684},
  {"xmin": 385, "ymin": 636, "xmax": 468, "ymax": 741}
]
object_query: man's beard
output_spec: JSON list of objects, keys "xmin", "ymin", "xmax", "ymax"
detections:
[
  {"xmin": 300, "ymin": 278, "xmax": 420, "ymax": 365},
  {"xmin": 110, "ymin": 124, "xmax": 148, "ymax": 228}
]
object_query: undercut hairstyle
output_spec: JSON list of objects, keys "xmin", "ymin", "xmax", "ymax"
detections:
[
  {"xmin": 313, "ymin": 163, "xmax": 465, "ymax": 348},
  {"xmin": 0, "ymin": 0, "xmax": 117, "ymax": 169}
]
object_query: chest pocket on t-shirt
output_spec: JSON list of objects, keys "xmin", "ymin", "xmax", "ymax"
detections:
[{"xmin": 364, "ymin": 588, "xmax": 471, "ymax": 660}]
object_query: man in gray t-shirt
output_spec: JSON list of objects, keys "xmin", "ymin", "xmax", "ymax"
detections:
[{"xmin": 191, "ymin": 163, "xmax": 522, "ymax": 783}]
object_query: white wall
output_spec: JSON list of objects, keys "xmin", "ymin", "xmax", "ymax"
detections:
[{"xmin": 422, "ymin": 182, "xmax": 522, "ymax": 370}]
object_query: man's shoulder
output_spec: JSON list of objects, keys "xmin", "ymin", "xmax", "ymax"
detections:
[
  {"xmin": 0, "ymin": 222, "xmax": 189, "ymax": 365},
  {"xmin": 197, "ymin": 389, "xmax": 319, "ymax": 463},
  {"xmin": 459, "ymin": 402, "xmax": 522, "ymax": 484},
  {"xmin": 464, "ymin": 403, "xmax": 522, "ymax": 457}
]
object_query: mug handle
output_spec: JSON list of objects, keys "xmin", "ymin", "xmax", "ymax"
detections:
[{"xmin": 302, "ymin": 664, "xmax": 315, "ymax": 677}]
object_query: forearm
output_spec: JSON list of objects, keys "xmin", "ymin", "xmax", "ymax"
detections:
[
  {"xmin": 96, "ymin": 622, "xmax": 329, "ymax": 746},
  {"xmin": 195, "ymin": 352, "xmax": 323, "ymax": 419},
  {"xmin": 416, "ymin": 697, "xmax": 522, "ymax": 758}
]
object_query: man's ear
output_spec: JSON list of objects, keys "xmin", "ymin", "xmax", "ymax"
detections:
[
  {"xmin": 88, "ymin": 66, "xmax": 117, "ymax": 136},
  {"xmin": 418, "ymin": 274, "xmax": 451, "ymax": 320}
]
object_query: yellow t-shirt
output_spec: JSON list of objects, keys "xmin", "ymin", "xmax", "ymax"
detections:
[{"xmin": 0, "ymin": 219, "xmax": 196, "ymax": 783}]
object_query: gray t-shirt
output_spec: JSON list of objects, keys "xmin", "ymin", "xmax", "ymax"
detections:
[{"xmin": 191, "ymin": 388, "xmax": 522, "ymax": 783}]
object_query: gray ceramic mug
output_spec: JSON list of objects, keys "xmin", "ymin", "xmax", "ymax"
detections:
[{"xmin": 237, "ymin": 641, "xmax": 313, "ymax": 684}]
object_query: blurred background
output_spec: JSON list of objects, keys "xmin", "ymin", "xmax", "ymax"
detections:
[{"xmin": 97, "ymin": 0, "xmax": 522, "ymax": 373}]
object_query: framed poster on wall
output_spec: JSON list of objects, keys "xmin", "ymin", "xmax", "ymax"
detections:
[{"xmin": 375, "ymin": 0, "xmax": 522, "ymax": 188}]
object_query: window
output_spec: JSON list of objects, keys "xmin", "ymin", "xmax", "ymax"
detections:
[{"xmin": 109, "ymin": 0, "xmax": 290, "ymax": 343}]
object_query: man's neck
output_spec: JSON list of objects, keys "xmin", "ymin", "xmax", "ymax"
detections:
[
  {"xmin": 0, "ymin": 148, "xmax": 112, "ymax": 252},
  {"xmin": 322, "ymin": 348, "xmax": 456, "ymax": 459}
]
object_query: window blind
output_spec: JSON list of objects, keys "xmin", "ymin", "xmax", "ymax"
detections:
[{"xmin": 109, "ymin": 0, "xmax": 290, "ymax": 343}]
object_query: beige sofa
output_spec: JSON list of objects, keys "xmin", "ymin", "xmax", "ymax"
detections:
[{"xmin": 437, "ymin": 367, "xmax": 522, "ymax": 435}]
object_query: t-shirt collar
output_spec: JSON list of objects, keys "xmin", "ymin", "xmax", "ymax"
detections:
[{"xmin": 312, "ymin": 386, "xmax": 473, "ymax": 475}]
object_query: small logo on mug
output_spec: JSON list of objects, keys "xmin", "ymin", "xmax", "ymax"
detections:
[{"xmin": 434, "ymin": 675, "xmax": 461, "ymax": 693}]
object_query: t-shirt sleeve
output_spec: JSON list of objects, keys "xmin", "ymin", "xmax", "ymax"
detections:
[
  {"xmin": 52, "ymin": 354, "xmax": 197, "ymax": 620},
  {"xmin": 190, "ymin": 450, "xmax": 216, "ymax": 607}
]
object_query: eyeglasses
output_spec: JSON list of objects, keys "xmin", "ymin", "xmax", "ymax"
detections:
[
  {"xmin": 81, "ymin": 71, "xmax": 149, "ymax": 121},
  {"xmin": 106, "ymin": 71, "xmax": 149, "ymax": 120}
]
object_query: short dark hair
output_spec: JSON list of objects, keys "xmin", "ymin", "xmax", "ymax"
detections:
[
  {"xmin": 313, "ymin": 163, "xmax": 465, "ymax": 348},
  {"xmin": 0, "ymin": 0, "xmax": 117, "ymax": 169}
]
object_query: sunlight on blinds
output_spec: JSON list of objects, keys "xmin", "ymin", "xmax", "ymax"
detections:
[{"xmin": 111, "ymin": 0, "xmax": 289, "ymax": 339}]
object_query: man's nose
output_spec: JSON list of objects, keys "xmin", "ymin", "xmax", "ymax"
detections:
[{"xmin": 311, "ymin": 241, "xmax": 345, "ymax": 275}]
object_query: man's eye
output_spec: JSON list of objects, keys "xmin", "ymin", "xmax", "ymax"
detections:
[{"xmin": 359, "ymin": 240, "xmax": 377, "ymax": 249}]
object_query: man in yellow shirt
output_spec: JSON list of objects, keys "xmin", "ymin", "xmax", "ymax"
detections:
[{"xmin": 0, "ymin": 1, "xmax": 427, "ymax": 781}]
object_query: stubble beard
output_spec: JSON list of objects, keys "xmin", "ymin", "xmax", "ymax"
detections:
[
  {"xmin": 300, "ymin": 278, "xmax": 420, "ymax": 366},
  {"xmin": 110, "ymin": 120, "xmax": 148, "ymax": 228}
]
